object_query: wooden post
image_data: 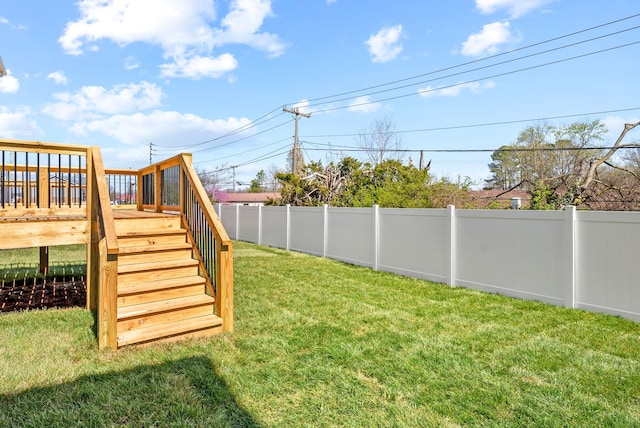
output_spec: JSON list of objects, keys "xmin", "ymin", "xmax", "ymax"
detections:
[
  {"xmin": 216, "ymin": 241, "xmax": 234, "ymax": 332},
  {"xmin": 39, "ymin": 246, "xmax": 49, "ymax": 275},
  {"xmin": 86, "ymin": 149, "xmax": 98, "ymax": 311},
  {"xmin": 98, "ymin": 239, "xmax": 118, "ymax": 349},
  {"xmin": 38, "ymin": 166, "xmax": 48, "ymax": 208},
  {"xmin": 136, "ymin": 171, "xmax": 143, "ymax": 211},
  {"xmin": 154, "ymin": 164, "xmax": 162, "ymax": 212}
]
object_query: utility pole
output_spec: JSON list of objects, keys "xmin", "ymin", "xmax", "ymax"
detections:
[
  {"xmin": 149, "ymin": 142, "xmax": 154, "ymax": 165},
  {"xmin": 231, "ymin": 165, "xmax": 237, "ymax": 193},
  {"xmin": 283, "ymin": 106, "xmax": 311, "ymax": 175}
]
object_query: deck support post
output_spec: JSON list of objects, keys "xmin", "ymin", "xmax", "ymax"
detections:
[{"xmin": 39, "ymin": 246, "xmax": 49, "ymax": 275}]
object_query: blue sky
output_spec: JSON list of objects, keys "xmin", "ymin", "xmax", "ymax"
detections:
[{"xmin": 1, "ymin": 0, "xmax": 639, "ymax": 189}]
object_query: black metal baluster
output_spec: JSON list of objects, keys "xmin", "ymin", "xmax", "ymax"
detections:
[
  {"xmin": 36, "ymin": 153, "xmax": 40, "ymax": 208},
  {"xmin": 58, "ymin": 154, "xmax": 62, "ymax": 208},
  {"xmin": 1, "ymin": 150, "xmax": 5, "ymax": 209},
  {"xmin": 47, "ymin": 154, "xmax": 51, "ymax": 208},
  {"xmin": 67, "ymin": 154, "xmax": 71, "ymax": 208},
  {"xmin": 13, "ymin": 152, "xmax": 17, "ymax": 208}
]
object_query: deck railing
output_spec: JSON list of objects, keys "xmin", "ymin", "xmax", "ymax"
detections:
[
  {"xmin": 138, "ymin": 154, "xmax": 233, "ymax": 331},
  {"xmin": 0, "ymin": 140, "xmax": 89, "ymax": 215}
]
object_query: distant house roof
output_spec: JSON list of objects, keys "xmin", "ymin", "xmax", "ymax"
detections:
[
  {"xmin": 223, "ymin": 192, "xmax": 280, "ymax": 204},
  {"xmin": 469, "ymin": 189, "xmax": 531, "ymax": 209}
]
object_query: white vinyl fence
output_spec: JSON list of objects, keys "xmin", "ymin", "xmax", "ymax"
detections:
[{"xmin": 216, "ymin": 204, "xmax": 640, "ymax": 323}]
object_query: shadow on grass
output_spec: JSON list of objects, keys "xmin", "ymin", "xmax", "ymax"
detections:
[{"xmin": 0, "ymin": 356, "xmax": 260, "ymax": 427}]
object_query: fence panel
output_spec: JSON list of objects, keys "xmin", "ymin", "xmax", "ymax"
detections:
[
  {"xmin": 262, "ymin": 206, "xmax": 288, "ymax": 249},
  {"xmin": 576, "ymin": 211, "xmax": 640, "ymax": 322},
  {"xmin": 454, "ymin": 209, "xmax": 571, "ymax": 306},
  {"xmin": 326, "ymin": 207, "xmax": 375, "ymax": 268},
  {"xmin": 218, "ymin": 203, "xmax": 640, "ymax": 323},
  {"xmin": 290, "ymin": 206, "xmax": 324, "ymax": 256},
  {"xmin": 219, "ymin": 204, "xmax": 238, "ymax": 239},
  {"xmin": 378, "ymin": 208, "xmax": 449, "ymax": 282},
  {"xmin": 237, "ymin": 205, "xmax": 261, "ymax": 243}
]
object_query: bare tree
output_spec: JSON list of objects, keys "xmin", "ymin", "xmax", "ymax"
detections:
[
  {"xmin": 572, "ymin": 121, "xmax": 640, "ymax": 208},
  {"xmin": 356, "ymin": 114, "xmax": 404, "ymax": 165},
  {"xmin": 196, "ymin": 164, "xmax": 231, "ymax": 202}
]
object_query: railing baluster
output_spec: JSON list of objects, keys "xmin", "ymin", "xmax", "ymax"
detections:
[
  {"xmin": 1, "ymin": 150, "xmax": 5, "ymax": 209},
  {"xmin": 36, "ymin": 153, "xmax": 40, "ymax": 208},
  {"xmin": 67, "ymin": 154, "xmax": 71, "ymax": 208},
  {"xmin": 13, "ymin": 152, "xmax": 17, "ymax": 208},
  {"xmin": 25, "ymin": 152, "xmax": 30, "ymax": 207},
  {"xmin": 47, "ymin": 154, "xmax": 51, "ymax": 208},
  {"xmin": 57, "ymin": 154, "xmax": 61, "ymax": 208}
]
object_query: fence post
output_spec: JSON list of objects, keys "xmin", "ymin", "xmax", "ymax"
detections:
[
  {"xmin": 323, "ymin": 204, "xmax": 328, "ymax": 258},
  {"xmin": 373, "ymin": 204, "xmax": 379, "ymax": 271},
  {"xmin": 446, "ymin": 205, "xmax": 456, "ymax": 286},
  {"xmin": 215, "ymin": 203, "xmax": 221, "ymax": 220},
  {"xmin": 258, "ymin": 204, "xmax": 263, "ymax": 245},
  {"xmin": 235, "ymin": 203, "xmax": 240, "ymax": 240},
  {"xmin": 286, "ymin": 204, "xmax": 291, "ymax": 251},
  {"xmin": 564, "ymin": 205, "xmax": 576, "ymax": 308}
]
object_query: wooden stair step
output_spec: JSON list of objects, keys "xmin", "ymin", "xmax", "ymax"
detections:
[
  {"xmin": 118, "ymin": 258, "xmax": 198, "ymax": 274},
  {"xmin": 118, "ymin": 243, "xmax": 192, "ymax": 254},
  {"xmin": 118, "ymin": 275, "xmax": 205, "ymax": 296},
  {"xmin": 117, "ymin": 230, "xmax": 187, "ymax": 247},
  {"xmin": 117, "ymin": 314, "xmax": 223, "ymax": 347},
  {"xmin": 117, "ymin": 229, "xmax": 186, "ymax": 238},
  {"xmin": 118, "ymin": 294, "xmax": 214, "ymax": 320}
]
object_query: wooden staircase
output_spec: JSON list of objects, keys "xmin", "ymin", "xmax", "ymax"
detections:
[{"xmin": 114, "ymin": 212, "xmax": 222, "ymax": 347}]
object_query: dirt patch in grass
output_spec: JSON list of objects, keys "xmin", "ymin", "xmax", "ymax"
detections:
[{"xmin": 0, "ymin": 276, "xmax": 86, "ymax": 313}]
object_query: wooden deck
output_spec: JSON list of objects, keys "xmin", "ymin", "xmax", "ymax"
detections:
[
  {"xmin": 0, "ymin": 209, "xmax": 180, "ymax": 251},
  {"xmin": 1, "ymin": 140, "xmax": 233, "ymax": 349}
]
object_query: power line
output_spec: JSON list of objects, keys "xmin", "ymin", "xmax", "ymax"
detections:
[
  {"xmin": 302, "ymin": 144, "xmax": 640, "ymax": 154},
  {"xmin": 294, "ymin": 12, "xmax": 640, "ymax": 106},
  {"xmin": 301, "ymin": 107, "xmax": 640, "ymax": 138},
  {"xmin": 154, "ymin": 13, "xmax": 640, "ymax": 156},
  {"xmin": 304, "ymin": 25, "xmax": 640, "ymax": 110},
  {"xmin": 312, "ymin": 40, "xmax": 640, "ymax": 114}
]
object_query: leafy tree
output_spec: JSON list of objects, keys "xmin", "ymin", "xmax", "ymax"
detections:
[
  {"xmin": 248, "ymin": 170, "xmax": 265, "ymax": 193},
  {"xmin": 270, "ymin": 157, "xmax": 472, "ymax": 208}
]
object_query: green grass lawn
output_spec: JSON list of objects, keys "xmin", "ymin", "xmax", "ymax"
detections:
[{"xmin": 1, "ymin": 241, "xmax": 639, "ymax": 427}]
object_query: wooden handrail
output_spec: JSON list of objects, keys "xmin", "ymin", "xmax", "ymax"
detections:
[
  {"xmin": 0, "ymin": 139, "xmax": 89, "ymax": 155},
  {"xmin": 91, "ymin": 147, "xmax": 119, "ymax": 254},
  {"xmin": 180, "ymin": 155, "xmax": 231, "ymax": 245},
  {"xmin": 88, "ymin": 146, "xmax": 119, "ymax": 349},
  {"xmin": 177, "ymin": 154, "xmax": 233, "ymax": 332}
]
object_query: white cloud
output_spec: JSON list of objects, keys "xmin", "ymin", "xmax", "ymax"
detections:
[
  {"xmin": 216, "ymin": 0, "xmax": 287, "ymax": 57},
  {"xmin": 58, "ymin": 0, "xmax": 286, "ymax": 79},
  {"xmin": 47, "ymin": 71, "xmax": 68, "ymax": 85},
  {"xmin": 365, "ymin": 24, "xmax": 403, "ymax": 63},
  {"xmin": 42, "ymin": 81, "xmax": 164, "ymax": 121},
  {"xmin": 418, "ymin": 81, "xmax": 496, "ymax": 98},
  {"xmin": 69, "ymin": 110, "xmax": 251, "ymax": 147},
  {"xmin": 0, "ymin": 70, "xmax": 19, "ymax": 93},
  {"xmin": 124, "ymin": 56, "xmax": 140, "ymax": 70},
  {"xmin": 0, "ymin": 107, "xmax": 43, "ymax": 139},
  {"xmin": 476, "ymin": 0, "xmax": 552, "ymax": 18},
  {"xmin": 347, "ymin": 96, "xmax": 381, "ymax": 113},
  {"xmin": 461, "ymin": 21, "xmax": 517, "ymax": 57},
  {"xmin": 160, "ymin": 53, "xmax": 238, "ymax": 79}
]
